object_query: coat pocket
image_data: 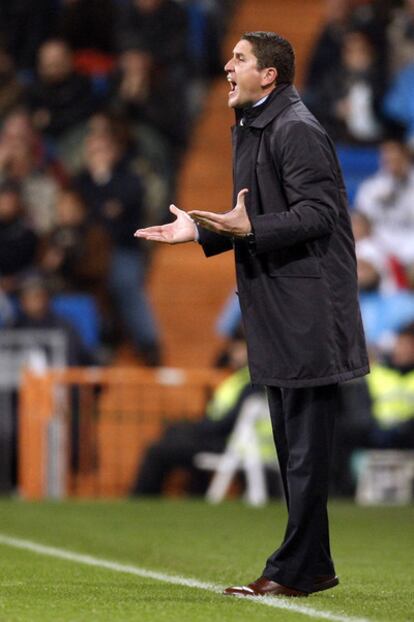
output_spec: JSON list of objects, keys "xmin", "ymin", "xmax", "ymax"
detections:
[{"xmin": 266, "ymin": 247, "xmax": 321, "ymax": 278}]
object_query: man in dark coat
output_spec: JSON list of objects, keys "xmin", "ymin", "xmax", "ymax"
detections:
[
  {"xmin": 26, "ymin": 39, "xmax": 96, "ymax": 139},
  {"xmin": 134, "ymin": 32, "xmax": 369, "ymax": 597}
]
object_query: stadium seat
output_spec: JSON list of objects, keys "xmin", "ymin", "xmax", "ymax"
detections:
[
  {"xmin": 336, "ymin": 144, "xmax": 380, "ymax": 206},
  {"xmin": 355, "ymin": 450, "xmax": 414, "ymax": 505},
  {"xmin": 52, "ymin": 293, "xmax": 100, "ymax": 350}
]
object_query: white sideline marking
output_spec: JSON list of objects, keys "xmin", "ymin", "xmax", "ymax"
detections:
[{"xmin": 0, "ymin": 534, "xmax": 373, "ymax": 622}]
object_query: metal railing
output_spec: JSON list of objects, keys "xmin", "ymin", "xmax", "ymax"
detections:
[{"xmin": 0, "ymin": 329, "xmax": 67, "ymax": 493}]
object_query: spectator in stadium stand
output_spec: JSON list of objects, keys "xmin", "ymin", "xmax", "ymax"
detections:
[
  {"xmin": 383, "ymin": 58, "xmax": 414, "ymax": 146},
  {"xmin": 0, "ymin": 110, "xmax": 64, "ymax": 235},
  {"xmin": 85, "ymin": 111, "xmax": 170, "ymax": 225},
  {"xmin": 362, "ymin": 321, "xmax": 414, "ymax": 449},
  {"xmin": 0, "ymin": 181, "xmax": 38, "ymax": 297},
  {"xmin": 25, "ymin": 39, "xmax": 97, "ymax": 171},
  {"xmin": 135, "ymin": 31, "xmax": 369, "ymax": 597},
  {"xmin": 302, "ymin": 0, "xmax": 354, "ymax": 98},
  {"xmin": 0, "ymin": 0, "xmax": 56, "ymax": 72},
  {"xmin": 306, "ymin": 29, "xmax": 386, "ymax": 145},
  {"xmin": 6, "ymin": 271, "xmax": 97, "ymax": 487},
  {"xmin": 352, "ymin": 210, "xmax": 407, "ymax": 292},
  {"xmin": 387, "ymin": 0, "xmax": 414, "ymax": 76},
  {"xmin": 39, "ymin": 189, "xmax": 110, "ymax": 308},
  {"xmin": 131, "ymin": 336, "xmax": 264, "ymax": 496},
  {"xmin": 354, "ymin": 139, "xmax": 414, "ymax": 266},
  {"xmin": 0, "ymin": 50, "xmax": 24, "ymax": 124},
  {"xmin": 116, "ymin": 0, "xmax": 191, "ymax": 139},
  {"xmin": 335, "ymin": 321, "xmax": 414, "ymax": 495},
  {"xmin": 54, "ymin": 0, "xmax": 116, "ymax": 56},
  {"xmin": 116, "ymin": 0, "xmax": 189, "ymax": 71},
  {"xmin": 356, "ymin": 248, "xmax": 414, "ymax": 351},
  {"xmin": 10, "ymin": 273, "xmax": 95, "ymax": 366},
  {"xmin": 303, "ymin": 0, "xmax": 389, "ymax": 98},
  {"xmin": 75, "ymin": 132, "xmax": 161, "ymax": 366},
  {"xmin": 349, "ymin": 1, "xmax": 392, "ymax": 60},
  {"xmin": 107, "ymin": 45, "xmax": 189, "ymax": 170}
]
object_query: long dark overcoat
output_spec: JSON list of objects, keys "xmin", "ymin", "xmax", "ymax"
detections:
[{"xmin": 199, "ymin": 84, "xmax": 369, "ymax": 388}]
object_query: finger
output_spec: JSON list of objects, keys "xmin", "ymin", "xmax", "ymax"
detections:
[
  {"xmin": 134, "ymin": 231, "xmax": 157, "ymax": 239},
  {"xmin": 134, "ymin": 225, "xmax": 164, "ymax": 237},
  {"xmin": 236, "ymin": 188, "xmax": 249, "ymax": 206},
  {"xmin": 135, "ymin": 229, "xmax": 169, "ymax": 241},
  {"xmin": 169, "ymin": 204, "xmax": 181, "ymax": 217}
]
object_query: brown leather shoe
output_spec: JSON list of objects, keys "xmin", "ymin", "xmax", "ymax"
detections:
[
  {"xmin": 223, "ymin": 576, "xmax": 308, "ymax": 598},
  {"xmin": 311, "ymin": 575, "xmax": 339, "ymax": 593}
]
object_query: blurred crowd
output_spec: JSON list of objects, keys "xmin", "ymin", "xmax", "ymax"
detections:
[
  {"xmin": 304, "ymin": 2, "xmax": 414, "ymax": 470},
  {"xmin": 0, "ymin": 0, "xmax": 234, "ymax": 365}
]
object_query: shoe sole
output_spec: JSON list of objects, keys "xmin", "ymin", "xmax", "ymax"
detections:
[{"xmin": 311, "ymin": 577, "xmax": 339, "ymax": 593}]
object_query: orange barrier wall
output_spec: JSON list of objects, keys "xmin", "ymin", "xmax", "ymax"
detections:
[{"xmin": 19, "ymin": 367, "xmax": 227, "ymax": 500}]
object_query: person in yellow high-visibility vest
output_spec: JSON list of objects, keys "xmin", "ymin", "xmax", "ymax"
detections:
[
  {"xmin": 367, "ymin": 322, "xmax": 414, "ymax": 448},
  {"xmin": 334, "ymin": 321, "xmax": 414, "ymax": 495}
]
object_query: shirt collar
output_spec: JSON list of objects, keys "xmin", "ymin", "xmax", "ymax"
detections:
[{"xmin": 253, "ymin": 94, "xmax": 270, "ymax": 107}]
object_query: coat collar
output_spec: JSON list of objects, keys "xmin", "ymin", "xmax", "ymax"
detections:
[{"xmin": 248, "ymin": 83, "xmax": 301, "ymax": 129}]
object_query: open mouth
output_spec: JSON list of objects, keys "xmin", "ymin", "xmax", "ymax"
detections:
[{"xmin": 227, "ymin": 75, "xmax": 237, "ymax": 95}]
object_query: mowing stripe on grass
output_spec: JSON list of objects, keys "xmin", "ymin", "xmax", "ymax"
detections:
[{"xmin": 0, "ymin": 533, "xmax": 372, "ymax": 622}]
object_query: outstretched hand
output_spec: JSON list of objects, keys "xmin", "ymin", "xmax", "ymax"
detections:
[
  {"xmin": 134, "ymin": 204, "xmax": 198, "ymax": 244},
  {"xmin": 189, "ymin": 189, "xmax": 252, "ymax": 237}
]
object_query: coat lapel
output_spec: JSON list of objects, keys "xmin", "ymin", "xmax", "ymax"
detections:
[{"xmin": 250, "ymin": 84, "xmax": 301, "ymax": 129}]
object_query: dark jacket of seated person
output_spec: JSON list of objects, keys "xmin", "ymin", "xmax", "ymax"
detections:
[
  {"xmin": 131, "ymin": 339, "xmax": 263, "ymax": 496},
  {"xmin": 0, "ymin": 182, "xmax": 37, "ymax": 295}
]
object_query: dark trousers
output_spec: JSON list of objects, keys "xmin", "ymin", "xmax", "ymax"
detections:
[{"xmin": 263, "ymin": 384, "xmax": 338, "ymax": 593}]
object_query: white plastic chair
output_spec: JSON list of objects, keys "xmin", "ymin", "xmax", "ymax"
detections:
[
  {"xmin": 194, "ymin": 394, "xmax": 279, "ymax": 506},
  {"xmin": 355, "ymin": 450, "xmax": 414, "ymax": 505}
]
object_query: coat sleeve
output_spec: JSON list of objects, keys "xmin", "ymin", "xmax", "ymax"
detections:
[
  {"xmin": 250, "ymin": 120, "xmax": 341, "ymax": 254},
  {"xmin": 198, "ymin": 226, "xmax": 233, "ymax": 257}
]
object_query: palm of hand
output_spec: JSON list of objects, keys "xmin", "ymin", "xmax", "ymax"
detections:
[
  {"xmin": 188, "ymin": 188, "xmax": 251, "ymax": 237},
  {"xmin": 161, "ymin": 219, "xmax": 188, "ymax": 243},
  {"xmin": 134, "ymin": 205, "xmax": 197, "ymax": 244}
]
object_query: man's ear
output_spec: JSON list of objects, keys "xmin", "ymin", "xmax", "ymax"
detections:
[{"xmin": 261, "ymin": 67, "xmax": 277, "ymax": 87}]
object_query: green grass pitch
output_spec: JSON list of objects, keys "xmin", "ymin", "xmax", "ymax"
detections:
[{"xmin": 0, "ymin": 499, "xmax": 412, "ymax": 622}]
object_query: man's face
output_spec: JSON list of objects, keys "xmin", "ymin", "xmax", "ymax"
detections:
[
  {"xmin": 38, "ymin": 42, "xmax": 73, "ymax": 83},
  {"xmin": 407, "ymin": 0, "xmax": 414, "ymax": 16},
  {"xmin": 21, "ymin": 287, "xmax": 49, "ymax": 320},
  {"xmin": 119, "ymin": 50, "xmax": 152, "ymax": 76},
  {"xmin": 357, "ymin": 259, "xmax": 380, "ymax": 291},
  {"xmin": 342, "ymin": 32, "xmax": 374, "ymax": 73},
  {"xmin": 134, "ymin": 0, "xmax": 162, "ymax": 12},
  {"xmin": 84, "ymin": 135, "xmax": 119, "ymax": 176},
  {"xmin": 56, "ymin": 191, "xmax": 85, "ymax": 226},
  {"xmin": 380, "ymin": 142, "xmax": 410, "ymax": 179},
  {"xmin": 224, "ymin": 39, "xmax": 272, "ymax": 109},
  {"xmin": 391, "ymin": 334, "xmax": 414, "ymax": 368},
  {"xmin": 0, "ymin": 191, "xmax": 20, "ymax": 221}
]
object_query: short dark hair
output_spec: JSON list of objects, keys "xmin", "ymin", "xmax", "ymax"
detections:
[
  {"xmin": 398, "ymin": 321, "xmax": 414, "ymax": 339},
  {"xmin": 241, "ymin": 31, "xmax": 295, "ymax": 84}
]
